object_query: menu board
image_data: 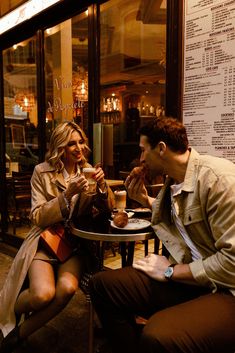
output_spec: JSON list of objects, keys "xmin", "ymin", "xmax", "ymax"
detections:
[{"xmin": 183, "ymin": 0, "xmax": 235, "ymax": 162}]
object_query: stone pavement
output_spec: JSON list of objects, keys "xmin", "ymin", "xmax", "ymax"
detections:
[{"xmin": 0, "ymin": 243, "xmax": 108, "ymax": 353}]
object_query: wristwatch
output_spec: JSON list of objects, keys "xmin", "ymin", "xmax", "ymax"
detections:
[{"xmin": 164, "ymin": 264, "xmax": 176, "ymax": 280}]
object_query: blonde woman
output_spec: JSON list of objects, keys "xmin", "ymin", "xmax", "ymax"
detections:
[{"xmin": 0, "ymin": 121, "xmax": 114, "ymax": 353}]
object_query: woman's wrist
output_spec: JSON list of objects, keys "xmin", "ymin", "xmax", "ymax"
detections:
[
  {"xmin": 62, "ymin": 191, "xmax": 70, "ymax": 210},
  {"xmin": 98, "ymin": 181, "xmax": 106, "ymax": 191}
]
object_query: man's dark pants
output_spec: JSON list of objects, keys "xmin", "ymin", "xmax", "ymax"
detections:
[{"xmin": 90, "ymin": 266, "xmax": 235, "ymax": 353}]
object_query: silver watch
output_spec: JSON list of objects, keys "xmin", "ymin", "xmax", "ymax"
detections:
[{"xmin": 164, "ymin": 264, "xmax": 175, "ymax": 280}]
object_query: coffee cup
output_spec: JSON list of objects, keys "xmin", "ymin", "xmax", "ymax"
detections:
[
  {"xmin": 114, "ymin": 190, "xmax": 127, "ymax": 211},
  {"xmin": 83, "ymin": 167, "xmax": 97, "ymax": 195}
]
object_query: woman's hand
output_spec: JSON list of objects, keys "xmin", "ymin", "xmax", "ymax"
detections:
[
  {"xmin": 65, "ymin": 175, "xmax": 89, "ymax": 201},
  {"xmin": 94, "ymin": 164, "xmax": 106, "ymax": 192}
]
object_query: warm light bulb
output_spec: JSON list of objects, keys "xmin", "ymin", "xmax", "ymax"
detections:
[
  {"xmin": 24, "ymin": 96, "xmax": 29, "ymax": 106},
  {"xmin": 81, "ymin": 81, "xmax": 86, "ymax": 95}
]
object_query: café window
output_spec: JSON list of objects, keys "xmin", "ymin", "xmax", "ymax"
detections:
[
  {"xmin": 3, "ymin": 36, "xmax": 38, "ymax": 237},
  {"xmin": 44, "ymin": 10, "xmax": 89, "ymax": 144},
  {"xmin": 99, "ymin": 0, "xmax": 166, "ymax": 175}
]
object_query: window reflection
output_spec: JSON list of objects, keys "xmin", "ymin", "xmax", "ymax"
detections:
[
  {"xmin": 100, "ymin": 0, "xmax": 166, "ymax": 175},
  {"xmin": 3, "ymin": 36, "xmax": 38, "ymax": 237},
  {"xmin": 44, "ymin": 11, "xmax": 89, "ymax": 143},
  {"xmin": 3, "ymin": 37, "xmax": 38, "ymax": 175}
]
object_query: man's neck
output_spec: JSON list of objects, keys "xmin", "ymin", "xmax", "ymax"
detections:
[{"xmin": 167, "ymin": 149, "xmax": 190, "ymax": 184}]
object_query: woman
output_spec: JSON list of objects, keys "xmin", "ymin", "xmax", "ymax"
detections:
[{"xmin": 0, "ymin": 121, "xmax": 114, "ymax": 352}]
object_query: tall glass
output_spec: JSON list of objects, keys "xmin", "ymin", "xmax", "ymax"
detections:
[
  {"xmin": 83, "ymin": 167, "xmax": 97, "ymax": 195},
  {"xmin": 114, "ymin": 190, "xmax": 127, "ymax": 211}
]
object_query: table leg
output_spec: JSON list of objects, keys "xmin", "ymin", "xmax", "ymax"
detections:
[
  {"xmin": 126, "ymin": 242, "xmax": 135, "ymax": 266},
  {"xmin": 120, "ymin": 242, "xmax": 127, "ymax": 267},
  {"xmin": 97, "ymin": 241, "xmax": 105, "ymax": 270},
  {"xmin": 120, "ymin": 242, "xmax": 135, "ymax": 267},
  {"xmin": 154, "ymin": 237, "xmax": 160, "ymax": 254}
]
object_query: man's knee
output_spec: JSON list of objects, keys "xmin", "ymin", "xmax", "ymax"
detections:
[
  {"xmin": 90, "ymin": 270, "xmax": 114, "ymax": 296},
  {"xmin": 140, "ymin": 317, "xmax": 176, "ymax": 353}
]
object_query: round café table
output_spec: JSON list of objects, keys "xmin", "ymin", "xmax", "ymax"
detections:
[
  {"xmin": 70, "ymin": 212, "xmax": 155, "ymax": 269},
  {"xmin": 69, "ymin": 212, "xmax": 156, "ymax": 353}
]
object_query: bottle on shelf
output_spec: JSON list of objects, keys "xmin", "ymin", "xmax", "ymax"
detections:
[
  {"xmin": 5, "ymin": 153, "xmax": 11, "ymax": 176},
  {"xmin": 149, "ymin": 104, "xmax": 155, "ymax": 115}
]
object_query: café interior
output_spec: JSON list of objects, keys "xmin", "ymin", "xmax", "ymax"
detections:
[{"xmin": 0, "ymin": 0, "xmax": 180, "ymax": 243}]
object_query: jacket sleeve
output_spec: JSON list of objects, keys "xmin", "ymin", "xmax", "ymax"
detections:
[
  {"xmin": 94, "ymin": 183, "xmax": 115, "ymax": 211},
  {"xmin": 72, "ymin": 182, "xmax": 115, "ymax": 218},
  {"xmin": 189, "ymin": 173, "xmax": 235, "ymax": 293},
  {"xmin": 30, "ymin": 167, "xmax": 68, "ymax": 228}
]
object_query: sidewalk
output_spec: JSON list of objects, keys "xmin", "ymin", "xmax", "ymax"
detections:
[
  {"xmin": 0, "ymin": 243, "xmax": 105, "ymax": 353},
  {"xmin": 0, "ymin": 240, "xmax": 153, "ymax": 353}
]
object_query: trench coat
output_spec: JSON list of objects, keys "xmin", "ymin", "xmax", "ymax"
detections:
[{"xmin": 0, "ymin": 161, "xmax": 114, "ymax": 337}]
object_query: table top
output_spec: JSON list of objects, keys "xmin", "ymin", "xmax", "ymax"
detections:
[{"xmin": 70, "ymin": 212, "xmax": 153, "ymax": 242}]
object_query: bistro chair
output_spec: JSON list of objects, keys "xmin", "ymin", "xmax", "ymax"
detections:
[
  {"xmin": 80, "ymin": 272, "xmax": 95, "ymax": 353},
  {"xmin": 8, "ymin": 172, "xmax": 32, "ymax": 235}
]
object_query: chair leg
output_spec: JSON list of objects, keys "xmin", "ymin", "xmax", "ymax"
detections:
[
  {"xmin": 144, "ymin": 240, "xmax": 148, "ymax": 256},
  {"xmin": 80, "ymin": 272, "xmax": 95, "ymax": 353},
  {"xmin": 87, "ymin": 294, "xmax": 94, "ymax": 353}
]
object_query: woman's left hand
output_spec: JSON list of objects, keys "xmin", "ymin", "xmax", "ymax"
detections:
[{"xmin": 94, "ymin": 164, "xmax": 106, "ymax": 191}]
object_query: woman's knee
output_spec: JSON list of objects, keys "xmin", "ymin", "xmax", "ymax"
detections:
[
  {"xmin": 55, "ymin": 278, "xmax": 78, "ymax": 306},
  {"xmin": 29, "ymin": 286, "xmax": 55, "ymax": 311}
]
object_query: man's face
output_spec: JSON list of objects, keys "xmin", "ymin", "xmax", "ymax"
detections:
[{"xmin": 139, "ymin": 135, "xmax": 164, "ymax": 177}]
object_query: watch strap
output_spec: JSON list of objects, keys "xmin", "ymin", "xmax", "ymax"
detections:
[{"xmin": 164, "ymin": 263, "xmax": 176, "ymax": 280}]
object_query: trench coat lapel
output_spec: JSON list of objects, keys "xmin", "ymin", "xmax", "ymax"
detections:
[{"xmin": 52, "ymin": 172, "xmax": 67, "ymax": 191}]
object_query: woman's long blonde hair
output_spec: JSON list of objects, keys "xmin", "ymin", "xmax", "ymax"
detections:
[{"xmin": 45, "ymin": 121, "xmax": 90, "ymax": 172}]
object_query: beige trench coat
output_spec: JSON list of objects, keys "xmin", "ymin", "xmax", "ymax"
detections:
[{"xmin": 0, "ymin": 162, "xmax": 114, "ymax": 337}]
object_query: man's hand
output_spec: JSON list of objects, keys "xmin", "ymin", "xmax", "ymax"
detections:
[
  {"xmin": 125, "ymin": 175, "xmax": 149, "ymax": 207},
  {"xmin": 133, "ymin": 254, "xmax": 170, "ymax": 282}
]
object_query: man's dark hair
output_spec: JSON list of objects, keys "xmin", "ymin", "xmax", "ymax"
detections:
[{"xmin": 139, "ymin": 117, "xmax": 189, "ymax": 153}]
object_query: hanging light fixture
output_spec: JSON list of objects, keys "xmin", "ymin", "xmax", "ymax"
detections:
[
  {"xmin": 15, "ymin": 92, "xmax": 35, "ymax": 112},
  {"xmin": 72, "ymin": 67, "xmax": 88, "ymax": 102}
]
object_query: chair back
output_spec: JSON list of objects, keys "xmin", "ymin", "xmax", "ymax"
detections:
[
  {"xmin": 11, "ymin": 172, "xmax": 32, "ymax": 209},
  {"xmin": 8, "ymin": 172, "xmax": 32, "ymax": 234}
]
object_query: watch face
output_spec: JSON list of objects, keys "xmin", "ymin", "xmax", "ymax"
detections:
[{"xmin": 164, "ymin": 266, "xmax": 174, "ymax": 279}]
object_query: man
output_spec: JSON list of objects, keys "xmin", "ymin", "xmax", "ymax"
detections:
[{"xmin": 90, "ymin": 117, "xmax": 235, "ymax": 353}]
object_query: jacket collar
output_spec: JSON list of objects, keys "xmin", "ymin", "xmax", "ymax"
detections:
[
  {"xmin": 39, "ymin": 161, "xmax": 66, "ymax": 190},
  {"xmin": 181, "ymin": 148, "xmax": 200, "ymax": 193},
  {"xmin": 152, "ymin": 148, "xmax": 200, "ymax": 224}
]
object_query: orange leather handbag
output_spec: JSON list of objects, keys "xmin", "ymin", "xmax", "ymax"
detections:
[{"xmin": 40, "ymin": 223, "xmax": 74, "ymax": 263}]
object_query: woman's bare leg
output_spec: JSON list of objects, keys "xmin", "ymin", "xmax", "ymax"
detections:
[
  {"xmin": 15, "ymin": 256, "xmax": 55, "ymax": 315},
  {"xmin": 15, "ymin": 253, "xmax": 82, "ymax": 339}
]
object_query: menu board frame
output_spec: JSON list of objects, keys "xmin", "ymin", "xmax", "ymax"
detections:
[{"xmin": 182, "ymin": 0, "xmax": 235, "ymax": 162}]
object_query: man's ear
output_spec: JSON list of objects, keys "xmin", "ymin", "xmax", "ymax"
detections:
[{"xmin": 158, "ymin": 141, "xmax": 166, "ymax": 156}]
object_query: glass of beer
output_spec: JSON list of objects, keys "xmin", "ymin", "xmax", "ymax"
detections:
[
  {"xmin": 114, "ymin": 190, "xmax": 127, "ymax": 211},
  {"xmin": 83, "ymin": 167, "xmax": 97, "ymax": 195}
]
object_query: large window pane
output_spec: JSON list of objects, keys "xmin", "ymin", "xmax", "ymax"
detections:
[
  {"xmin": 3, "ymin": 36, "xmax": 38, "ymax": 237},
  {"xmin": 100, "ymin": 0, "xmax": 166, "ymax": 176},
  {"xmin": 44, "ymin": 11, "xmax": 89, "ymax": 146}
]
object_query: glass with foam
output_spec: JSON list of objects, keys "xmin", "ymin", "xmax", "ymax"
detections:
[
  {"xmin": 114, "ymin": 190, "xmax": 127, "ymax": 211},
  {"xmin": 83, "ymin": 167, "xmax": 97, "ymax": 195}
]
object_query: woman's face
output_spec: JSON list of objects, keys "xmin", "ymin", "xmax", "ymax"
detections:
[{"xmin": 63, "ymin": 130, "xmax": 86, "ymax": 165}]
